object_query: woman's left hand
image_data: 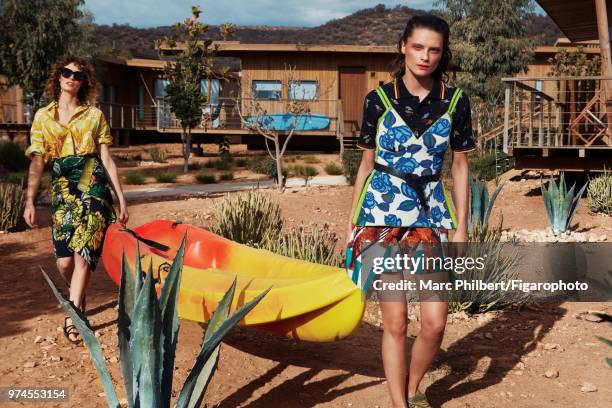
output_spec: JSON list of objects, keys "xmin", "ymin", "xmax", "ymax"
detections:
[{"xmin": 117, "ymin": 200, "xmax": 129, "ymax": 226}]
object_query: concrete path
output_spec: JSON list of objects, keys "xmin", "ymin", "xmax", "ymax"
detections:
[{"xmin": 123, "ymin": 174, "xmax": 349, "ymax": 201}]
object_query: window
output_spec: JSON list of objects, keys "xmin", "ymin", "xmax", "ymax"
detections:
[
  {"xmin": 200, "ymin": 78, "xmax": 220, "ymax": 104},
  {"xmin": 252, "ymin": 80, "xmax": 282, "ymax": 100},
  {"xmin": 98, "ymin": 84, "xmax": 105, "ymax": 104},
  {"xmin": 288, "ymin": 80, "xmax": 317, "ymax": 100},
  {"xmin": 107, "ymin": 85, "xmax": 116, "ymax": 104},
  {"xmin": 535, "ymin": 80, "xmax": 542, "ymax": 101},
  {"xmin": 154, "ymin": 79, "xmax": 169, "ymax": 99}
]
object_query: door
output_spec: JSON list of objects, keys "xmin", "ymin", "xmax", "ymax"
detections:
[{"xmin": 338, "ymin": 66, "xmax": 366, "ymax": 138}]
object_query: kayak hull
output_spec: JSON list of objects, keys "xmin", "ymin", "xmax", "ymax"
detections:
[{"xmin": 101, "ymin": 220, "xmax": 365, "ymax": 342}]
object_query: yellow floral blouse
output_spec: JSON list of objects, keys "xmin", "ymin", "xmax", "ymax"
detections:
[{"xmin": 25, "ymin": 101, "xmax": 113, "ymax": 164}]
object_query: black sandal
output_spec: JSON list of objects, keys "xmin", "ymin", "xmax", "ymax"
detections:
[{"xmin": 63, "ymin": 316, "xmax": 80, "ymax": 344}]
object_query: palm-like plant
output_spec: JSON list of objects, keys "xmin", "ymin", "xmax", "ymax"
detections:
[{"xmin": 42, "ymin": 236, "xmax": 270, "ymax": 408}]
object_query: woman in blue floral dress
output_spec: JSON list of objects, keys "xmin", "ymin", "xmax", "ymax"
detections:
[{"xmin": 345, "ymin": 14, "xmax": 475, "ymax": 408}]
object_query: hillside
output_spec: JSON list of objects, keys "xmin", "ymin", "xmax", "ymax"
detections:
[{"xmin": 94, "ymin": 4, "xmax": 563, "ymax": 59}]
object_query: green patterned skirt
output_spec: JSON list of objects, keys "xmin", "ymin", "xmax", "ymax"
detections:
[{"xmin": 51, "ymin": 154, "xmax": 116, "ymax": 270}]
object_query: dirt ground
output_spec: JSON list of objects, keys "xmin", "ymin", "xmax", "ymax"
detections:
[{"xmin": 1, "ymin": 149, "xmax": 611, "ymax": 408}]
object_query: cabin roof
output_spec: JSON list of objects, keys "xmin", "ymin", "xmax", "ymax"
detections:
[
  {"xmin": 159, "ymin": 41, "xmax": 397, "ymax": 54},
  {"xmin": 536, "ymin": 0, "xmax": 609, "ymax": 42}
]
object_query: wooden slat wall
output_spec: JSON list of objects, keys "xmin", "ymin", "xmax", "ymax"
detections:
[{"xmin": 239, "ymin": 51, "xmax": 397, "ymax": 124}]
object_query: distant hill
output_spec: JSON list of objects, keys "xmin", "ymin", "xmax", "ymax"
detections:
[{"xmin": 94, "ymin": 4, "xmax": 564, "ymax": 59}]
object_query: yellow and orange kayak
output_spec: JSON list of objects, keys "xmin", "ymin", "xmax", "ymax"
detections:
[{"xmin": 101, "ymin": 220, "xmax": 365, "ymax": 342}]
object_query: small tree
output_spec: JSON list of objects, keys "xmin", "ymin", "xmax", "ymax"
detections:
[
  {"xmin": 436, "ymin": 0, "xmax": 536, "ymax": 136},
  {"xmin": 0, "ymin": 0, "xmax": 99, "ymax": 110},
  {"xmin": 155, "ymin": 6, "xmax": 234, "ymax": 173},
  {"xmin": 234, "ymin": 64, "xmax": 334, "ymax": 188}
]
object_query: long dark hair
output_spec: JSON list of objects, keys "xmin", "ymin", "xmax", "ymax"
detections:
[
  {"xmin": 390, "ymin": 14, "xmax": 452, "ymax": 82},
  {"xmin": 45, "ymin": 56, "xmax": 98, "ymax": 104}
]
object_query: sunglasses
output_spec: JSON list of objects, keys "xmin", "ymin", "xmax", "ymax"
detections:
[{"xmin": 59, "ymin": 67, "xmax": 86, "ymax": 82}]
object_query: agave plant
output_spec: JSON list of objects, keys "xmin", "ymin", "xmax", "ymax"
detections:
[
  {"xmin": 540, "ymin": 172, "xmax": 588, "ymax": 234},
  {"xmin": 468, "ymin": 176, "xmax": 505, "ymax": 241},
  {"xmin": 42, "ymin": 236, "xmax": 270, "ymax": 408}
]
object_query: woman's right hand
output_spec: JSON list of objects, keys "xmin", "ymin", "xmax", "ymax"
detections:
[
  {"xmin": 344, "ymin": 222, "xmax": 355, "ymax": 250},
  {"xmin": 23, "ymin": 202, "xmax": 38, "ymax": 228}
]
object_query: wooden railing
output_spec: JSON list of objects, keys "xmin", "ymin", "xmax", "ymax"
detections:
[{"xmin": 502, "ymin": 76, "xmax": 612, "ymax": 153}]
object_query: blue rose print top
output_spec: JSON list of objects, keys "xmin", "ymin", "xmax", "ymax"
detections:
[{"xmin": 352, "ymin": 79, "xmax": 476, "ymax": 229}]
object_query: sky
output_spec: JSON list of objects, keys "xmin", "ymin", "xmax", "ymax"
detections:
[{"xmin": 83, "ymin": 1, "xmax": 442, "ymax": 28}]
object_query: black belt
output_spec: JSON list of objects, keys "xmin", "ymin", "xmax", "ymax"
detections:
[{"xmin": 373, "ymin": 162, "xmax": 440, "ymax": 213}]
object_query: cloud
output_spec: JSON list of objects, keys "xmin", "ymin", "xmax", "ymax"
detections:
[{"xmin": 83, "ymin": 0, "xmax": 433, "ymax": 28}]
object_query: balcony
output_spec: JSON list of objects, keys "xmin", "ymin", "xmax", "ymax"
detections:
[{"xmin": 500, "ymin": 76, "xmax": 612, "ymax": 171}]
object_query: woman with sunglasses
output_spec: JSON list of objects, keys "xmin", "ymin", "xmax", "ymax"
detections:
[
  {"xmin": 23, "ymin": 57, "xmax": 129, "ymax": 344},
  {"xmin": 345, "ymin": 14, "xmax": 474, "ymax": 408}
]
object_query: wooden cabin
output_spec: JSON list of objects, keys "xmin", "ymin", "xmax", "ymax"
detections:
[
  {"xmin": 499, "ymin": 0, "xmax": 612, "ymax": 172},
  {"xmin": 159, "ymin": 41, "xmax": 398, "ymax": 150}
]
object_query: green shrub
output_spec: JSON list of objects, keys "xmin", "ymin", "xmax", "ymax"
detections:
[
  {"xmin": 469, "ymin": 152, "xmax": 514, "ymax": 182},
  {"xmin": 324, "ymin": 162, "xmax": 343, "ymax": 175},
  {"xmin": 220, "ymin": 172, "xmax": 234, "ymax": 181},
  {"xmin": 41, "ymin": 236, "xmax": 269, "ymax": 408},
  {"xmin": 214, "ymin": 159, "xmax": 233, "ymax": 171},
  {"xmin": 448, "ymin": 220, "xmax": 528, "ymax": 315},
  {"xmin": 0, "ymin": 141, "xmax": 29, "ymax": 172},
  {"xmin": 204, "ymin": 160, "xmax": 216, "ymax": 168},
  {"xmin": 219, "ymin": 151, "xmax": 234, "ymax": 163},
  {"xmin": 210, "ymin": 189, "xmax": 283, "ymax": 246},
  {"xmin": 148, "ymin": 147, "xmax": 167, "ymax": 163},
  {"xmin": 294, "ymin": 164, "xmax": 318, "ymax": 186},
  {"xmin": 247, "ymin": 156, "xmax": 281, "ymax": 180},
  {"xmin": 0, "ymin": 182, "xmax": 25, "ymax": 231},
  {"xmin": 195, "ymin": 173, "xmax": 216, "ymax": 184},
  {"xmin": 262, "ymin": 223, "xmax": 340, "ymax": 266},
  {"xmin": 341, "ymin": 149, "xmax": 362, "ymax": 185},
  {"xmin": 188, "ymin": 162, "xmax": 202, "ymax": 171},
  {"xmin": 587, "ymin": 169, "xmax": 612, "ymax": 216},
  {"xmin": 156, "ymin": 172, "xmax": 178, "ymax": 183},
  {"xmin": 303, "ymin": 155, "xmax": 319, "ymax": 164},
  {"xmin": 235, "ymin": 158, "xmax": 248, "ymax": 167},
  {"xmin": 124, "ymin": 171, "xmax": 146, "ymax": 185}
]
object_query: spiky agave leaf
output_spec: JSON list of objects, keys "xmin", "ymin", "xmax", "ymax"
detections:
[
  {"xmin": 567, "ymin": 181, "xmax": 588, "ymax": 231},
  {"xmin": 118, "ymin": 250, "xmax": 137, "ymax": 408},
  {"xmin": 130, "ymin": 260, "xmax": 163, "ymax": 408},
  {"xmin": 159, "ymin": 234, "xmax": 187, "ymax": 408},
  {"xmin": 481, "ymin": 179, "xmax": 489, "ymax": 225},
  {"xmin": 41, "ymin": 268, "xmax": 120, "ymax": 408},
  {"xmin": 180, "ymin": 277, "xmax": 237, "ymax": 408},
  {"xmin": 176, "ymin": 282, "xmax": 271, "ymax": 408},
  {"xmin": 483, "ymin": 181, "xmax": 505, "ymax": 227}
]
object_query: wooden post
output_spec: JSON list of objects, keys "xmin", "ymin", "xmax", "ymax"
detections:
[
  {"xmin": 529, "ymin": 92, "xmax": 534, "ymax": 146},
  {"xmin": 503, "ymin": 82, "xmax": 511, "ymax": 154},
  {"xmin": 595, "ymin": 0, "xmax": 612, "ymax": 145},
  {"xmin": 338, "ymin": 99, "xmax": 345, "ymax": 157},
  {"xmin": 539, "ymin": 98, "xmax": 544, "ymax": 146},
  {"xmin": 517, "ymin": 90, "xmax": 523, "ymax": 146},
  {"xmin": 547, "ymin": 99, "xmax": 552, "ymax": 146}
]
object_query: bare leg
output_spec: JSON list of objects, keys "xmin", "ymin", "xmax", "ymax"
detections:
[
  {"xmin": 69, "ymin": 252, "xmax": 91, "ymax": 310},
  {"xmin": 64, "ymin": 253, "xmax": 92, "ymax": 342},
  {"xmin": 56, "ymin": 256, "xmax": 74, "ymax": 287},
  {"xmin": 380, "ymin": 299, "xmax": 409, "ymax": 408},
  {"xmin": 407, "ymin": 300, "xmax": 447, "ymax": 397}
]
